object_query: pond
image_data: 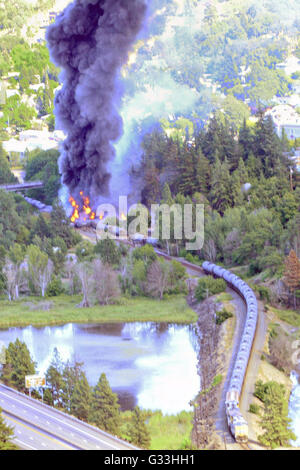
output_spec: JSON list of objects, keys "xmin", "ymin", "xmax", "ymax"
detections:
[
  {"xmin": 0, "ymin": 322, "xmax": 200, "ymax": 415},
  {"xmin": 289, "ymin": 372, "xmax": 300, "ymax": 446}
]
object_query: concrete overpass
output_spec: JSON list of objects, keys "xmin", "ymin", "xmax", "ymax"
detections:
[
  {"xmin": 0, "ymin": 181, "xmax": 44, "ymax": 192},
  {"xmin": 0, "ymin": 383, "xmax": 138, "ymax": 451}
]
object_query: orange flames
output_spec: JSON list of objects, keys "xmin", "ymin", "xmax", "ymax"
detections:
[{"xmin": 69, "ymin": 191, "xmax": 96, "ymax": 223}]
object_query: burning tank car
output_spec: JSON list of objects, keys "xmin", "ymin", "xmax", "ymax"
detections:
[{"xmin": 202, "ymin": 261, "xmax": 258, "ymax": 444}]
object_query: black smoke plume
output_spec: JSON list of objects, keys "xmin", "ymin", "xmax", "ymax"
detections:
[{"xmin": 46, "ymin": 0, "xmax": 147, "ymax": 205}]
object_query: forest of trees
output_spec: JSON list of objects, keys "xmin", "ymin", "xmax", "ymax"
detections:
[{"xmin": 133, "ymin": 112, "xmax": 300, "ymax": 310}]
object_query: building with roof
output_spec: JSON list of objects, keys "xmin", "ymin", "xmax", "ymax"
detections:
[
  {"xmin": 2, "ymin": 129, "xmax": 65, "ymax": 162},
  {"xmin": 276, "ymin": 55, "xmax": 300, "ymax": 76},
  {"xmin": 265, "ymin": 104, "xmax": 300, "ymax": 140}
]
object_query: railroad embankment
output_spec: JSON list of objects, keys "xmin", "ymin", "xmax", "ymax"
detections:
[{"xmin": 188, "ymin": 293, "xmax": 236, "ymax": 450}]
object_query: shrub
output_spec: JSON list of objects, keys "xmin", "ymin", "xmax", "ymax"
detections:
[
  {"xmin": 46, "ymin": 276, "xmax": 65, "ymax": 297},
  {"xmin": 252, "ymin": 284, "xmax": 271, "ymax": 302},
  {"xmin": 249, "ymin": 404, "xmax": 260, "ymax": 415},
  {"xmin": 185, "ymin": 253, "xmax": 194, "ymax": 263},
  {"xmin": 216, "ymin": 308, "xmax": 233, "ymax": 325},
  {"xmin": 195, "ymin": 276, "xmax": 227, "ymax": 302}
]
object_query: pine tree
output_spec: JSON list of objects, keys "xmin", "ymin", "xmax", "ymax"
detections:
[
  {"xmin": 45, "ymin": 348, "xmax": 64, "ymax": 407},
  {"xmin": 128, "ymin": 406, "xmax": 151, "ymax": 449},
  {"xmin": 209, "ymin": 157, "xmax": 233, "ymax": 215},
  {"xmin": 0, "ymin": 408, "xmax": 16, "ymax": 450},
  {"xmin": 141, "ymin": 161, "xmax": 160, "ymax": 207},
  {"xmin": 90, "ymin": 373, "xmax": 120, "ymax": 435},
  {"xmin": 161, "ymin": 183, "xmax": 173, "ymax": 206},
  {"xmin": 61, "ymin": 361, "xmax": 85, "ymax": 412},
  {"xmin": 238, "ymin": 118, "xmax": 253, "ymax": 161},
  {"xmin": 177, "ymin": 149, "xmax": 195, "ymax": 196},
  {"xmin": 70, "ymin": 371, "xmax": 91, "ymax": 422},
  {"xmin": 201, "ymin": 115, "xmax": 223, "ymax": 164},
  {"xmin": 253, "ymin": 115, "xmax": 285, "ymax": 178},
  {"xmin": 0, "ymin": 339, "xmax": 36, "ymax": 392},
  {"xmin": 258, "ymin": 382, "xmax": 296, "ymax": 449},
  {"xmin": 235, "ymin": 158, "xmax": 249, "ymax": 184}
]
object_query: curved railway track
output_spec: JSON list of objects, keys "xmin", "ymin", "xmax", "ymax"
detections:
[
  {"xmin": 154, "ymin": 250, "xmax": 264, "ymax": 447},
  {"xmin": 77, "ymin": 228, "xmax": 266, "ymax": 448}
]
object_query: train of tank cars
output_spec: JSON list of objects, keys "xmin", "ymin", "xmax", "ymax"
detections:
[
  {"xmin": 202, "ymin": 261, "xmax": 258, "ymax": 444},
  {"xmin": 70, "ymin": 211, "xmax": 257, "ymax": 443}
]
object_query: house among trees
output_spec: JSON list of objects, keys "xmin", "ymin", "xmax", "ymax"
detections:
[{"xmin": 266, "ymin": 105, "xmax": 300, "ymax": 140}]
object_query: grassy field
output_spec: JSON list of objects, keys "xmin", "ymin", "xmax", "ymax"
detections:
[
  {"xmin": 120, "ymin": 409, "xmax": 194, "ymax": 450},
  {"xmin": 0, "ymin": 294, "xmax": 197, "ymax": 328},
  {"xmin": 147, "ymin": 410, "xmax": 194, "ymax": 450}
]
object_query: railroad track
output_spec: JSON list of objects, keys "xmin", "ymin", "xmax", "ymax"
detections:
[{"xmin": 76, "ymin": 227, "xmax": 265, "ymax": 448}]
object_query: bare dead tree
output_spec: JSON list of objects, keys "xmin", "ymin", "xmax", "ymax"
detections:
[
  {"xmin": 269, "ymin": 327, "xmax": 294, "ymax": 374},
  {"xmin": 146, "ymin": 260, "xmax": 171, "ymax": 300},
  {"xmin": 92, "ymin": 259, "xmax": 121, "ymax": 305},
  {"xmin": 203, "ymin": 238, "xmax": 217, "ymax": 262},
  {"xmin": 76, "ymin": 261, "xmax": 94, "ymax": 308}
]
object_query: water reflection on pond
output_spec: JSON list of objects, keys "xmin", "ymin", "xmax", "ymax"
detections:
[{"xmin": 0, "ymin": 322, "xmax": 200, "ymax": 414}]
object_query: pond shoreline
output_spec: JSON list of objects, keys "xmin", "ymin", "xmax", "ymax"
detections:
[{"xmin": 0, "ymin": 294, "xmax": 198, "ymax": 329}]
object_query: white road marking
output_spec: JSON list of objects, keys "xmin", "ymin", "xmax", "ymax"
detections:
[
  {"xmin": 0, "ymin": 389, "xmax": 121, "ymax": 449},
  {"xmin": 14, "ymin": 439, "xmax": 37, "ymax": 450}
]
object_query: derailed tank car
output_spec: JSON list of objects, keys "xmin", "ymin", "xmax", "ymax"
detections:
[{"xmin": 202, "ymin": 261, "xmax": 258, "ymax": 443}]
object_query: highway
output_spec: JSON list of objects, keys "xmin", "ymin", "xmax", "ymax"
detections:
[{"xmin": 0, "ymin": 384, "xmax": 138, "ymax": 451}]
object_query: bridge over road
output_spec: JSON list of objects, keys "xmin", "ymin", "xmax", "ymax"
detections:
[
  {"xmin": 0, "ymin": 383, "xmax": 138, "ymax": 450},
  {"xmin": 0, "ymin": 181, "xmax": 44, "ymax": 192}
]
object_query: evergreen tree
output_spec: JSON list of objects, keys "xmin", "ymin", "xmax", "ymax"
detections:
[
  {"xmin": 91, "ymin": 373, "xmax": 120, "ymax": 435},
  {"xmin": 201, "ymin": 115, "xmax": 223, "ymax": 164},
  {"xmin": 235, "ymin": 158, "xmax": 249, "ymax": 184},
  {"xmin": 253, "ymin": 115, "xmax": 286, "ymax": 178},
  {"xmin": 246, "ymin": 152, "xmax": 262, "ymax": 180},
  {"xmin": 141, "ymin": 160, "xmax": 161, "ymax": 207},
  {"xmin": 0, "ymin": 145, "xmax": 18, "ymax": 185},
  {"xmin": 161, "ymin": 183, "xmax": 173, "ymax": 207},
  {"xmin": 45, "ymin": 348, "xmax": 64, "ymax": 407},
  {"xmin": 128, "ymin": 406, "xmax": 151, "ymax": 449},
  {"xmin": 238, "ymin": 118, "xmax": 253, "ymax": 161},
  {"xmin": 31, "ymin": 214, "xmax": 52, "ymax": 241},
  {"xmin": 176, "ymin": 148, "xmax": 195, "ymax": 196},
  {"xmin": 94, "ymin": 239, "xmax": 121, "ymax": 266},
  {"xmin": 209, "ymin": 157, "xmax": 233, "ymax": 215},
  {"xmin": 50, "ymin": 200, "xmax": 76, "ymax": 248},
  {"xmin": 258, "ymin": 382, "xmax": 296, "ymax": 449},
  {"xmin": 61, "ymin": 361, "xmax": 85, "ymax": 413},
  {"xmin": 0, "ymin": 339, "xmax": 36, "ymax": 392},
  {"xmin": 70, "ymin": 371, "xmax": 91, "ymax": 422},
  {"xmin": 0, "ymin": 408, "xmax": 16, "ymax": 450}
]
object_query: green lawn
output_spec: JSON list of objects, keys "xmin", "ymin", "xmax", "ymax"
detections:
[{"xmin": 0, "ymin": 294, "xmax": 197, "ymax": 328}]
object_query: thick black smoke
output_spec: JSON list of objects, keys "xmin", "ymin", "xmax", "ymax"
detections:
[{"xmin": 46, "ymin": 0, "xmax": 147, "ymax": 205}]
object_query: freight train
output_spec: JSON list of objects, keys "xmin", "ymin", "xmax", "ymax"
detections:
[{"xmin": 202, "ymin": 261, "xmax": 258, "ymax": 443}]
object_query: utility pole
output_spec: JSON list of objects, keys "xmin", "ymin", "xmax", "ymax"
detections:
[{"xmin": 290, "ymin": 167, "xmax": 294, "ymax": 191}]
